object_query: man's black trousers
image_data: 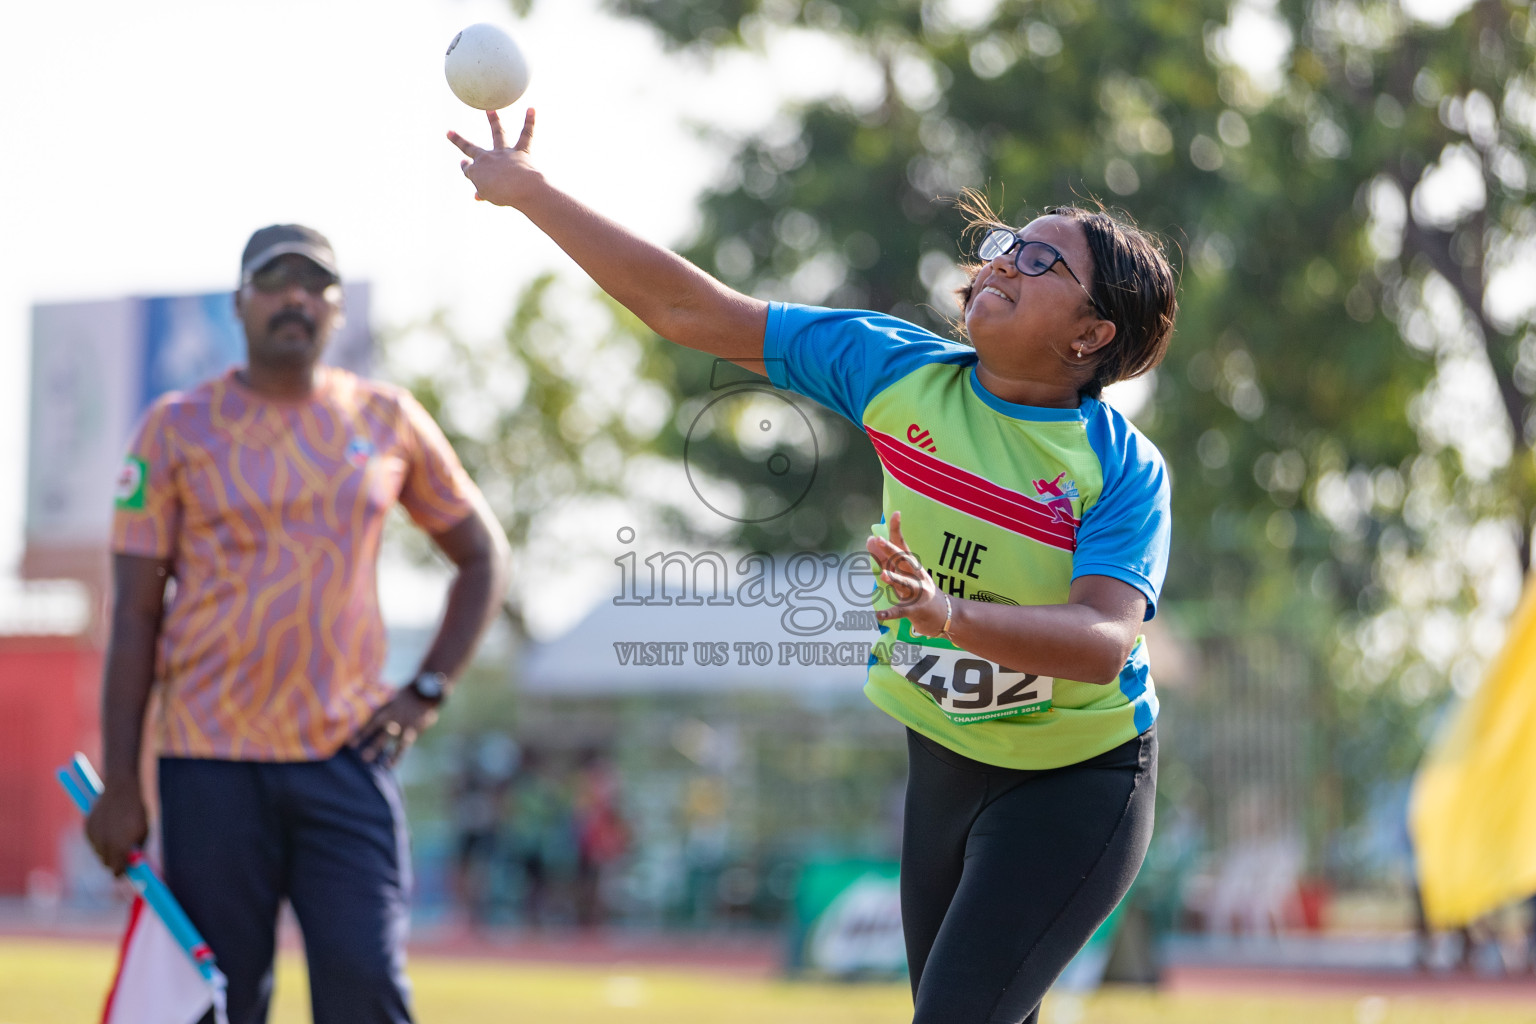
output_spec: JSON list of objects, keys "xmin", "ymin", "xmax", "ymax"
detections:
[{"xmin": 160, "ymin": 747, "xmax": 413, "ymax": 1024}]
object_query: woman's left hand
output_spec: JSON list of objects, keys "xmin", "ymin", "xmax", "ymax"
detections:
[{"xmin": 865, "ymin": 511, "xmax": 950, "ymax": 636}]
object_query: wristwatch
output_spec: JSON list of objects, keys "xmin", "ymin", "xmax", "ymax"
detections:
[{"xmin": 408, "ymin": 670, "xmax": 449, "ymax": 705}]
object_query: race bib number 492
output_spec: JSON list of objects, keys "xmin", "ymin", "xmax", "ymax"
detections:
[{"xmin": 891, "ymin": 637, "xmax": 1052, "ymax": 724}]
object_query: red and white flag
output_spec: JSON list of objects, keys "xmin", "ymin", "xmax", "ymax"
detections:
[{"xmin": 102, "ymin": 898, "xmax": 228, "ymax": 1024}]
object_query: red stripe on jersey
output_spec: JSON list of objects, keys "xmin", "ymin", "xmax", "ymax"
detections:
[{"xmin": 865, "ymin": 426, "xmax": 1078, "ymax": 552}]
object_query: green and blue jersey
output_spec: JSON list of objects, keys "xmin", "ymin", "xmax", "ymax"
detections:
[{"xmin": 765, "ymin": 303, "xmax": 1171, "ymax": 769}]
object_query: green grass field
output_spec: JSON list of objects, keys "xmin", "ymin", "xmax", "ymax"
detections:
[{"xmin": 3, "ymin": 938, "xmax": 1535, "ymax": 1024}]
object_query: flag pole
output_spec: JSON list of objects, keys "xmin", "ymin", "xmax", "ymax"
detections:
[{"xmin": 57, "ymin": 753, "xmax": 229, "ymax": 997}]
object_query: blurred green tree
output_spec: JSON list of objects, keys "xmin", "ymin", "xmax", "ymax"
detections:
[
  {"xmin": 1235, "ymin": 0, "xmax": 1535, "ymax": 864},
  {"xmin": 388, "ymin": 274, "xmax": 682, "ymax": 633}
]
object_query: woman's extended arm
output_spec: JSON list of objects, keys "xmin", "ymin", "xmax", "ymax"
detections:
[
  {"xmin": 450, "ymin": 109, "xmax": 768, "ymax": 368},
  {"xmin": 867, "ymin": 512, "xmax": 1147, "ymax": 684}
]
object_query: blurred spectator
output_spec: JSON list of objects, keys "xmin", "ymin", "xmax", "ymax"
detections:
[
  {"xmin": 1202, "ymin": 790, "xmax": 1302, "ymax": 936},
  {"xmin": 681, "ymin": 776, "xmax": 729, "ymax": 926},
  {"xmin": 448, "ymin": 734, "xmax": 517, "ymax": 928},
  {"xmin": 572, "ymin": 749, "xmax": 630, "ymax": 928},
  {"xmin": 504, "ymin": 747, "xmax": 566, "ymax": 926},
  {"xmin": 1525, "ymin": 893, "xmax": 1536, "ymax": 974}
]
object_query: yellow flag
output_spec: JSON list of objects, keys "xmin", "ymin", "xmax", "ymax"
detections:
[{"xmin": 1410, "ymin": 577, "xmax": 1536, "ymax": 928}]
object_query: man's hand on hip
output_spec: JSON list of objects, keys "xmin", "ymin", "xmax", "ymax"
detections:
[
  {"xmin": 353, "ymin": 690, "xmax": 439, "ymax": 767},
  {"xmin": 86, "ymin": 785, "xmax": 148, "ymax": 877}
]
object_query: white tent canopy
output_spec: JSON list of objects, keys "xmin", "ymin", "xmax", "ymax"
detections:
[{"xmin": 521, "ymin": 551, "xmax": 884, "ymax": 695}]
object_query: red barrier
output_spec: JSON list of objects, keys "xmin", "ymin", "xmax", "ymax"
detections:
[{"xmin": 0, "ymin": 636, "xmax": 101, "ymax": 894}]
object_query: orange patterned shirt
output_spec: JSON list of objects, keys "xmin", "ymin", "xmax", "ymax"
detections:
[{"xmin": 112, "ymin": 367, "xmax": 479, "ymax": 761}]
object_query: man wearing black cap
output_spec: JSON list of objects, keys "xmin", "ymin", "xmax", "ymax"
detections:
[
  {"xmin": 86, "ymin": 225, "xmax": 510, "ymax": 1023},
  {"xmin": 235, "ymin": 224, "xmax": 349, "ymax": 396}
]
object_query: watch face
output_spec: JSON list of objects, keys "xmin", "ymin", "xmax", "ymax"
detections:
[{"xmin": 413, "ymin": 672, "xmax": 446, "ymax": 699}]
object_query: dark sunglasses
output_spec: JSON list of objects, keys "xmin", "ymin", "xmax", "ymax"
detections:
[
  {"xmin": 247, "ymin": 259, "xmax": 340, "ymax": 297},
  {"xmin": 976, "ymin": 227, "xmax": 1109, "ymax": 320}
]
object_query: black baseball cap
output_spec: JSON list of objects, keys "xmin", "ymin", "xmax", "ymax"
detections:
[{"xmin": 240, "ymin": 224, "xmax": 340, "ymax": 284}]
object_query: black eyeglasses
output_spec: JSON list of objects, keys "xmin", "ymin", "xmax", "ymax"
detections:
[
  {"xmin": 976, "ymin": 227, "xmax": 1109, "ymax": 320},
  {"xmin": 247, "ymin": 259, "xmax": 340, "ymax": 297}
]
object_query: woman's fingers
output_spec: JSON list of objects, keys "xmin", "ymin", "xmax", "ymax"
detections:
[
  {"xmin": 880, "ymin": 567, "xmax": 923, "ymax": 601},
  {"xmin": 887, "ymin": 511, "xmax": 907, "ymax": 552},
  {"xmin": 514, "ymin": 107, "xmax": 535, "ymax": 152},
  {"xmin": 874, "ymin": 590, "xmax": 929, "ymax": 620},
  {"xmin": 447, "ymin": 130, "xmax": 485, "ymax": 159},
  {"xmin": 864, "ymin": 533, "xmax": 895, "ymax": 565},
  {"xmin": 868, "ymin": 512, "xmax": 936, "ymax": 608},
  {"xmin": 865, "ymin": 511, "xmax": 945, "ymax": 629},
  {"xmin": 867, "ymin": 516, "xmax": 928, "ymax": 600},
  {"xmin": 888, "ymin": 550, "xmax": 925, "ymax": 581},
  {"xmin": 483, "ymin": 107, "xmax": 533, "ymax": 151},
  {"xmin": 865, "ymin": 531, "xmax": 912, "ymax": 564}
]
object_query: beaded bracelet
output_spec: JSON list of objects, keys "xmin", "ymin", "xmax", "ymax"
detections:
[{"xmin": 911, "ymin": 594, "xmax": 954, "ymax": 642}]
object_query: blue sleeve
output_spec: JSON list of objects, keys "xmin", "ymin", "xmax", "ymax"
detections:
[
  {"xmin": 1075, "ymin": 403, "xmax": 1172, "ymax": 621},
  {"xmin": 763, "ymin": 302, "xmax": 974, "ymax": 424}
]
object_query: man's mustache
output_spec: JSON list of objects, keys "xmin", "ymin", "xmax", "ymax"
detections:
[{"xmin": 268, "ymin": 309, "xmax": 316, "ymax": 337}]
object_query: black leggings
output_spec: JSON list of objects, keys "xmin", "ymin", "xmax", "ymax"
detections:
[{"xmin": 901, "ymin": 725, "xmax": 1157, "ymax": 1024}]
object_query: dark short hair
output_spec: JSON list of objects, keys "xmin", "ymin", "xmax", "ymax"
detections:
[{"xmin": 955, "ymin": 192, "xmax": 1178, "ymax": 399}]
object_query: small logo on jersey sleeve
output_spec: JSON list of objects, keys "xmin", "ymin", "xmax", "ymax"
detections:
[
  {"xmin": 1032, "ymin": 472, "xmax": 1080, "ymax": 524},
  {"xmin": 906, "ymin": 423, "xmax": 938, "ymax": 453},
  {"xmin": 346, "ymin": 436, "xmax": 375, "ymax": 467},
  {"xmin": 114, "ymin": 456, "xmax": 148, "ymax": 510}
]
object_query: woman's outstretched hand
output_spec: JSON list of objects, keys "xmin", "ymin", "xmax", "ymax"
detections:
[
  {"xmin": 866, "ymin": 511, "xmax": 950, "ymax": 636},
  {"xmin": 448, "ymin": 108, "xmax": 540, "ymax": 208}
]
